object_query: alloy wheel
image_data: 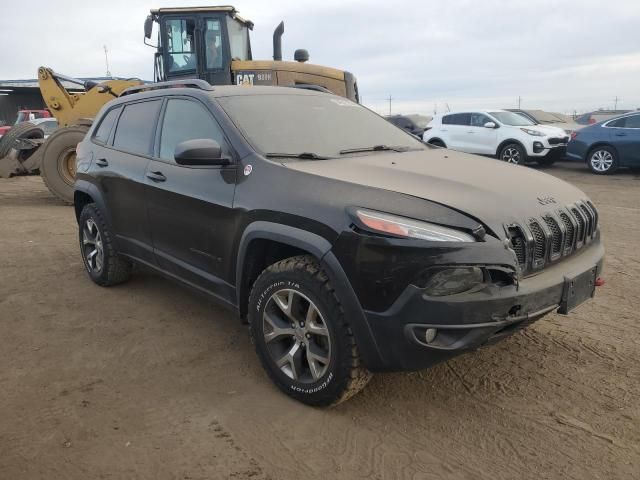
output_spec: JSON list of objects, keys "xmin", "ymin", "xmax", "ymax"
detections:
[
  {"xmin": 262, "ymin": 289, "xmax": 331, "ymax": 383},
  {"xmin": 501, "ymin": 147, "xmax": 521, "ymax": 164},
  {"xmin": 590, "ymin": 149, "xmax": 613, "ymax": 172},
  {"xmin": 82, "ymin": 218, "xmax": 104, "ymax": 273}
]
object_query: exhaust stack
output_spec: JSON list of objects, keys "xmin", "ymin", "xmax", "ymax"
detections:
[{"xmin": 273, "ymin": 21, "xmax": 284, "ymax": 61}]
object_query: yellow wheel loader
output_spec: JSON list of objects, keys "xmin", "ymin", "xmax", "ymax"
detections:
[{"xmin": 0, "ymin": 5, "xmax": 358, "ymax": 203}]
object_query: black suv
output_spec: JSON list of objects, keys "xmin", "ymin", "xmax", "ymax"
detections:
[{"xmin": 74, "ymin": 81, "xmax": 604, "ymax": 406}]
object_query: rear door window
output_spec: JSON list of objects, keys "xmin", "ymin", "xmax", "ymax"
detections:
[
  {"xmin": 443, "ymin": 113, "xmax": 471, "ymax": 126},
  {"xmin": 158, "ymin": 98, "xmax": 228, "ymax": 161},
  {"xmin": 113, "ymin": 100, "xmax": 162, "ymax": 156},
  {"xmin": 470, "ymin": 113, "xmax": 491, "ymax": 127}
]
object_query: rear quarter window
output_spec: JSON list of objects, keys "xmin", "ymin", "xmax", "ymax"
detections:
[{"xmin": 93, "ymin": 107, "xmax": 122, "ymax": 144}]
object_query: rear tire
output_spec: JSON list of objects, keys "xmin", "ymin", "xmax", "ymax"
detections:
[
  {"xmin": 498, "ymin": 143, "xmax": 526, "ymax": 164},
  {"xmin": 248, "ymin": 255, "xmax": 372, "ymax": 406},
  {"xmin": 587, "ymin": 146, "xmax": 617, "ymax": 175},
  {"xmin": 78, "ymin": 203, "xmax": 131, "ymax": 286},
  {"xmin": 40, "ymin": 125, "xmax": 89, "ymax": 204}
]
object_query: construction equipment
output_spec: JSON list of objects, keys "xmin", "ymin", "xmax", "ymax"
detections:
[
  {"xmin": 0, "ymin": 69, "xmax": 142, "ymax": 200},
  {"xmin": 0, "ymin": 5, "xmax": 358, "ymax": 203},
  {"xmin": 145, "ymin": 6, "xmax": 359, "ymax": 102}
]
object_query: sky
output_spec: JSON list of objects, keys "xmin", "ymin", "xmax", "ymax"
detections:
[{"xmin": 1, "ymin": 0, "xmax": 639, "ymax": 116}]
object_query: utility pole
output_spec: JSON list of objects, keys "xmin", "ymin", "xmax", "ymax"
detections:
[
  {"xmin": 387, "ymin": 95, "xmax": 392, "ymax": 115},
  {"xmin": 518, "ymin": 96, "xmax": 522, "ymax": 109},
  {"xmin": 104, "ymin": 45, "xmax": 112, "ymax": 78},
  {"xmin": 614, "ymin": 96, "xmax": 619, "ymax": 110}
]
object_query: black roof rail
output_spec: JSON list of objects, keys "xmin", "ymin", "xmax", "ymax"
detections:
[{"xmin": 120, "ymin": 79, "xmax": 214, "ymax": 97}]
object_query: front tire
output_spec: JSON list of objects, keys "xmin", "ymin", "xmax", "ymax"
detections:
[
  {"xmin": 78, "ymin": 203, "xmax": 131, "ymax": 286},
  {"xmin": 248, "ymin": 255, "xmax": 371, "ymax": 406},
  {"xmin": 498, "ymin": 143, "xmax": 526, "ymax": 164},
  {"xmin": 587, "ymin": 146, "xmax": 617, "ymax": 174}
]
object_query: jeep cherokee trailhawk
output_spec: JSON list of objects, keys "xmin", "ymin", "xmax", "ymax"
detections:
[{"xmin": 74, "ymin": 80, "xmax": 604, "ymax": 406}]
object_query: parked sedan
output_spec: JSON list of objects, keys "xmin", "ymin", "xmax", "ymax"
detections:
[
  {"xmin": 507, "ymin": 109, "xmax": 582, "ymax": 135},
  {"xmin": 567, "ymin": 112, "xmax": 640, "ymax": 174}
]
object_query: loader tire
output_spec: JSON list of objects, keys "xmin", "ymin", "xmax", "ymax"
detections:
[
  {"xmin": 0, "ymin": 122, "xmax": 44, "ymax": 160},
  {"xmin": 40, "ymin": 125, "xmax": 89, "ymax": 204}
]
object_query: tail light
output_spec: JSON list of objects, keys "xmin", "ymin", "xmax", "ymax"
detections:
[
  {"xmin": 589, "ymin": 118, "xmax": 596, "ymax": 124},
  {"xmin": 570, "ymin": 131, "xmax": 578, "ymax": 141}
]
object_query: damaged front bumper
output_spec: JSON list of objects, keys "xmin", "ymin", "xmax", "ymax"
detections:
[{"xmin": 362, "ymin": 240, "xmax": 604, "ymax": 372}]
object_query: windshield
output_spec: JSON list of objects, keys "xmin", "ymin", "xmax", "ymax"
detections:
[
  {"xmin": 527, "ymin": 110, "xmax": 563, "ymax": 124},
  {"xmin": 489, "ymin": 111, "xmax": 536, "ymax": 126},
  {"xmin": 217, "ymin": 94, "xmax": 425, "ymax": 158}
]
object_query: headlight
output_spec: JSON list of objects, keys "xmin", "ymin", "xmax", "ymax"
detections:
[
  {"xmin": 520, "ymin": 128, "xmax": 545, "ymax": 136},
  {"xmin": 354, "ymin": 209, "xmax": 476, "ymax": 242},
  {"xmin": 422, "ymin": 267, "xmax": 485, "ymax": 296}
]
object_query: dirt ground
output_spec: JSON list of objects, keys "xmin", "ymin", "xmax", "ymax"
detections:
[{"xmin": 1, "ymin": 163, "xmax": 638, "ymax": 479}]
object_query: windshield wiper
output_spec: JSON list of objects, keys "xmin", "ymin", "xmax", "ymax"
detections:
[
  {"xmin": 339, "ymin": 144, "xmax": 411, "ymax": 155},
  {"xmin": 265, "ymin": 152, "xmax": 332, "ymax": 160}
]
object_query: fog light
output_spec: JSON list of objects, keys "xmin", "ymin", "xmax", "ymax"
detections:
[
  {"xmin": 423, "ymin": 267, "xmax": 484, "ymax": 296},
  {"xmin": 533, "ymin": 141, "xmax": 545, "ymax": 153},
  {"xmin": 424, "ymin": 328, "xmax": 438, "ymax": 344}
]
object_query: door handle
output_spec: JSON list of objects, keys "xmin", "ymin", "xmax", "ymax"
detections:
[
  {"xmin": 615, "ymin": 132, "xmax": 627, "ymax": 136},
  {"xmin": 146, "ymin": 171, "xmax": 166, "ymax": 182},
  {"xmin": 467, "ymin": 131, "xmax": 475, "ymax": 133},
  {"xmin": 96, "ymin": 158, "xmax": 109, "ymax": 167}
]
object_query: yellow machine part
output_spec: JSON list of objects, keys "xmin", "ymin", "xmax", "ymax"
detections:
[
  {"xmin": 231, "ymin": 60, "xmax": 348, "ymax": 98},
  {"xmin": 37, "ymin": 67, "xmax": 143, "ymax": 127}
]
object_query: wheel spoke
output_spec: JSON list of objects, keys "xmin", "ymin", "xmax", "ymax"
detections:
[
  {"xmin": 263, "ymin": 311, "xmax": 296, "ymax": 343},
  {"xmin": 306, "ymin": 342, "xmax": 330, "ymax": 380},
  {"xmin": 275, "ymin": 342, "xmax": 303, "ymax": 380}
]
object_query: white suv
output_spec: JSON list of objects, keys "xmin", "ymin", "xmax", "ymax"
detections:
[{"xmin": 424, "ymin": 110, "xmax": 569, "ymax": 166}]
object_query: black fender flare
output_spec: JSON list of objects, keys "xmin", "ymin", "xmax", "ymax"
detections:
[
  {"xmin": 235, "ymin": 221, "xmax": 384, "ymax": 370},
  {"xmin": 74, "ymin": 179, "xmax": 114, "ymax": 232}
]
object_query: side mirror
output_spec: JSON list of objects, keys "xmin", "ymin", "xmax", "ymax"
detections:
[
  {"xmin": 484, "ymin": 121, "xmax": 497, "ymax": 129},
  {"xmin": 174, "ymin": 139, "xmax": 230, "ymax": 166},
  {"xmin": 144, "ymin": 15, "xmax": 153, "ymax": 39}
]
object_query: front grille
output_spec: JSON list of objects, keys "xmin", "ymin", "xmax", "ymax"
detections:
[
  {"xmin": 559, "ymin": 211, "xmax": 575, "ymax": 252},
  {"xmin": 529, "ymin": 220, "xmax": 546, "ymax": 263},
  {"xmin": 543, "ymin": 216, "xmax": 562, "ymax": 256},
  {"xmin": 571, "ymin": 207, "xmax": 586, "ymax": 245},
  {"xmin": 507, "ymin": 226, "xmax": 526, "ymax": 268},
  {"xmin": 548, "ymin": 136, "xmax": 569, "ymax": 145},
  {"xmin": 506, "ymin": 200, "xmax": 598, "ymax": 275}
]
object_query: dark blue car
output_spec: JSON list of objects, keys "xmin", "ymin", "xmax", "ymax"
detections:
[{"xmin": 567, "ymin": 112, "xmax": 640, "ymax": 174}]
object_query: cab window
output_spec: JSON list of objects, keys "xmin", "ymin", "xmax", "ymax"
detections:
[
  {"xmin": 113, "ymin": 100, "xmax": 162, "ymax": 155},
  {"xmin": 226, "ymin": 17, "xmax": 250, "ymax": 61},
  {"xmin": 205, "ymin": 19, "xmax": 224, "ymax": 70},
  {"xmin": 165, "ymin": 18, "xmax": 196, "ymax": 73},
  {"xmin": 159, "ymin": 98, "xmax": 228, "ymax": 162}
]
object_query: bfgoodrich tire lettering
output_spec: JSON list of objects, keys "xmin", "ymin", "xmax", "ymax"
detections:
[
  {"xmin": 248, "ymin": 255, "xmax": 371, "ymax": 406},
  {"xmin": 78, "ymin": 203, "xmax": 132, "ymax": 286}
]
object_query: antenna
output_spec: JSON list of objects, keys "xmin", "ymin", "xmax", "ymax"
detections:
[{"xmin": 104, "ymin": 45, "xmax": 112, "ymax": 78}]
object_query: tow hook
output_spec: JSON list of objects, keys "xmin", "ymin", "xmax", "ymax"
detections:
[{"xmin": 595, "ymin": 277, "xmax": 605, "ymax": 287}]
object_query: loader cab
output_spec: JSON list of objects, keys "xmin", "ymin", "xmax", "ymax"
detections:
[{"xmin": 146, "ymin": 7, "xmax": 253, "ymax": 85}]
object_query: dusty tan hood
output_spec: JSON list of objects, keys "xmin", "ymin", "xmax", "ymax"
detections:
[{"xmin": 284, "ymin": 148, "xmax": 589, "ymax": 233}]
